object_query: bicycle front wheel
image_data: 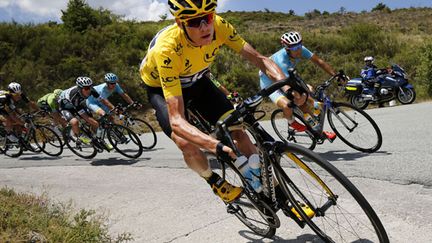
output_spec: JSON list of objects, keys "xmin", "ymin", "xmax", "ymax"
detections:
[
  {"xmin": 272, "ymin": 142, "xmax": 389, "ymax": 242},
  {"xmin": 127, "ymin": 118, "xmax": 157, "ymax": 149},
  {"xmin": 107, "ymin": 124, "xmax": 143, "ymax": 158},
  {"xmin": 271, "ymin": 109, "xmax": 316, "ymax": 150},
  {"xmin": 328, "ymin": 102, "xmax": 382, "ymax": 153}
]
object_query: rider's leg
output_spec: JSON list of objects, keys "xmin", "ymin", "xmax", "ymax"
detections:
[
  {"xmin": 51, "ymin": 112, "xmax": 68, "ymax": 128},
  {"xmin": 80, "ymin": 113, "xmax": 99, "ymax": 131},
  {"xmin": 69, "ymin": 117, "xmax": 80, "ymax": 136},
  {"xmin": 231, "ymin": 129, "xmax": 256, "ymax": 157},
  {"xmin": 171, "ymin": 132, "xmax": 242, "ymax": 203},
  {"xmin": 171, "ymin": 132, "xmax": 210, "ymax": 174}
]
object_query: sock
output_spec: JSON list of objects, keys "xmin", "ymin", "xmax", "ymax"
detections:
[{"xmin": 287, "ymin": 117, "xmax": 295, "ymax": 124}]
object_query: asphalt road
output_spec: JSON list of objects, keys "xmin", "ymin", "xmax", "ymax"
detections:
[{"xmin": 0, "ymin": 101, "xmax": 431, "ymax": 242}]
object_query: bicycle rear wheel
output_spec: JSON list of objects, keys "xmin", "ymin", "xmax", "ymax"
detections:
[
  {"xmin": 63, "ymin": 126, "xmax": 97, "ymax": 159},
  {"xmin": 328, "ymin": 102, "xmax": 382, "ymax": 153},
  {"xmin": 127, "ymin": 118, "xmax": 157, "ymax": 149},
  {"xmin": 35, "ymin": 125, "xmax": 63, "ymax": 156},
  {"xmin": 107, "ymin": 124, "xmax": 143, "ymax": 158},
  {"xmin": 271, "ymin": 109, "xmax": 316, "ymax": 150},
  {"xmin": 272, "ymin": 142, "xmax": 389, "ymax": 242},
  {"xmin": 216, "ymin": 160, "xmax": 278, "ymax": 238}
]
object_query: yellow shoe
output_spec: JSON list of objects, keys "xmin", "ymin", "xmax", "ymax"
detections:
[
  {"xmin": 78, "ymin": 135, "xmax": 91, "ymax": 145},
  {"xmin": 103, "ymin": 141, "xmax": 113, "ymax": 151},
  {"xmin": 290, "ymin": 203, "xmax": 315, "ymax": 221},
  {"xmin": 211, "ymin": 178, "xmax": 243, "ymax": 203}
]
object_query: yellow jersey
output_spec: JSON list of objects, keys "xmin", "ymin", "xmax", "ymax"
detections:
[{"xmin": 139, "ymin": 15, "xmax": 247, "ymax": 99}]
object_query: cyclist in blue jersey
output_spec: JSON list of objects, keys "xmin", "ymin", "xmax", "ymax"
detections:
[
  {"xmin": 86, "ymin": 73, "xmax": 135, "ymax": 117},
  {"xmin": 259, "ymin": 31, "xmax": 337, "ymax": 140}
]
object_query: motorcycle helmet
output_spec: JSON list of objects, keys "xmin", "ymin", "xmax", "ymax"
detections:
[{"xmin": 364, "ymin": 56, "xmax": 374, "ymax": 64}]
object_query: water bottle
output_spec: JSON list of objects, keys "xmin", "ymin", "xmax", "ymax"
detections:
[
  {"xmin": 313, "ymin": 101, "xmax": 322, "ymax": 118},
  {"xmin": 303, "ymin": 113, "xmax": 320, "ymax": 131},
  {"xmin": 96, "ymin": 127, "xmax": 104, "ymax": 138},
  {"xmin": 234, "ymin": 155, "xmax": 263, "ymax": 193},
  {"xmin": 248, "ymin": 154, "xmax": 263, "ymax": 193}
]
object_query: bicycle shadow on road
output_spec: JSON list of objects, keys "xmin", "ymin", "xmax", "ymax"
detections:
[
  {"xmin": 318, "ymin": 149, "xmax": 392, "ymax": 162},
  {"xmin": 18, "ymin": 153, "xmax": 72, "ymax": 161},
  {"xmin": 237, "ymin": 230, "xmax": 321, "ymax": 242},
  {"xmin": 90, "ymin": 157, "xmax": 150, "ymax": 166}
]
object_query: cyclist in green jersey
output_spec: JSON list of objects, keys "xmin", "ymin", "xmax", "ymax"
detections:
[{"xmin": 37, "ymin": 89, "xmax": 67, "ymax": 128}]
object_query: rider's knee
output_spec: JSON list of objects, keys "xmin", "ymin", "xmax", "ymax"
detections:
[
  {"xmin": 96, "ymin": 109, "xmax": 105, "ymax": 117},
  {"xmin": 70, "ymin": 118, "xmax": 79, "ymax": 126}
]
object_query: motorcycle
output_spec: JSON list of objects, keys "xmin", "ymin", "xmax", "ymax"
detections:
[{"xmin": 345, "ymin": 64, "xmax": 416, "ymax": 109}]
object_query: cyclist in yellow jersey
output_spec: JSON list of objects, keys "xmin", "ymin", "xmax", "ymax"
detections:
[{"xmin": 140, "ymin": 0, "xmax": 301, "ymax": 203}]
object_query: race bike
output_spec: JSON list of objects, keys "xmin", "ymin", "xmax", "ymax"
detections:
[{"xmin": 345, "ymin": 64, "xmax": 416, "ymax": 109}]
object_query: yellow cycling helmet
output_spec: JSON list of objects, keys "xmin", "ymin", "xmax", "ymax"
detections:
[
  {"xmin": 53, "ymin": 89, "xmax": 63, "ymax": 97},
  {"xmin": 168, "ymin": 0, "xmax": 217, "ymax": 19}
]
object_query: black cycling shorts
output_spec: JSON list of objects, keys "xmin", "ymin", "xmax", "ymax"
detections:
[{"xmin": 145, "ymin": 76, "xmax": 233, "ymax": 137}]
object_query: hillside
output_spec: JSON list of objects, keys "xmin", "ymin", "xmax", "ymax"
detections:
[{"xmin": 0, "ymin": 6, "xmax": 431, "ymax": 106}]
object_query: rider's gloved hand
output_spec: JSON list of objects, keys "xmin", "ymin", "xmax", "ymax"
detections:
[
  {"xmin": 216, "ymin": 142, "xmax": 236, "ymax": 161},
  {"xmin": 227, "ymin": 91, "xmax": 242, "ymax": 104}
]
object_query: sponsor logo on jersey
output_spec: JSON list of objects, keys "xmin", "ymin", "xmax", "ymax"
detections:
[
  {"xmin": 174, "ymin": 43, "xmax": 183, "ymax": 56},
  {"xmin": 204, "ymin": 46, "xmax": 221, "ymax": 63},
  {"xmin": 162, "ymin": 76, "xmax": 178, "ymax": 83},
  {"xmin": 229, "ymin": 29, "xmax": 240, "ymax": 41},
  {"xmin": 161, "ymin": 57, "xmax": 172, "ymax": 69},
  {"xmin": 184, "ymin": 59, "xmax": 192, "ymax": 72}
]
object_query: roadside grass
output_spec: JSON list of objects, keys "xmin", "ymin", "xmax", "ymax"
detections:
[{"xmin": 0, "ymin": 187, "xmax": 133, "ymax": 242}]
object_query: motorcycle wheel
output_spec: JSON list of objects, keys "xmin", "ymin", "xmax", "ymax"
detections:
[
  {"xmin": 397, "ymin": 87, "xmax": 416, "ymax": 104},
  {"xmin": 350, "ymin": 95, "xmax": 369, "ymax": 110}
]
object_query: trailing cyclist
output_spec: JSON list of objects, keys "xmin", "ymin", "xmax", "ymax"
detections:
[
  {"xmin": 86, "ymin": 73, "xmax": 136, "ymax": 118},
  {"xmin": 0, "ymin": 82, "xmax": 40, "ymax": 142},
  {"xmin": 139, "ymin": 0, "xmax": 307, "ymax": 204},
  {"xmin": 58, "ymin": 77, "xmax": 113, "ymax": 149},
  {"xmin": 259, "ymin": 31, "xmax": 338, "ymax": 141},
  {"xmin": 37, "ymin": 89, "xmax": 68, "ymax": 128}
]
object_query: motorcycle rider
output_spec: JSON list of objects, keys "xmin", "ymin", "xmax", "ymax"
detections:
[{"xmin": 360, "ymin": 56, "xmax": 381, "ymax": 100}]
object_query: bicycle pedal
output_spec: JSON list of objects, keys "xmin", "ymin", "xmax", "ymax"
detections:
[
  {"xmin": 226, "ymin": 204, "xmax": 238, "ymax": 214},
  {"xmin": 289, "ymin": 204, "xmax": 315, "ymax": 221}
]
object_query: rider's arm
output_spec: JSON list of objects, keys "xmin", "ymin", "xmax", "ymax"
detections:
[
  {"xmin": 29, "ymin": 101, "xmax": 41, "ymax": 112},
  {"xmin": 114, "ymin": 83, "xmax": 133, "ymax": 105},
  {"xmin": 166, "ymin": 95, "xmax": 233, "ymax": 157},
  {"xmin": 91, "ymin": 88, "xmax": 114, "ymax": 111},
  {"xmin": 100, "ymin": 98, "xmax": 115, "ymax": 111},
  {"xmin": 240, "ymin": 43, "xmax": 285, "ymax": 81},
  {"xmin": 79, "ymin": 112, "xmax": 99, "ymax": 129},
  {"xmin": 218, "ymin": 85, "xmax": 231, "ymax": 96},
  {"xmin": 7, "ymin": 112, "xmax": 25, "ymax": 126},
  {"xmin": 119, "ymin": 93, "xmax": 134, "ymax": 105},
  {"xmin": 209, "ymin": 74, "xmax": 230, "ymax": 96},
  {"xmin": 310, "ymin": 54, "xmax": 336, "ymax": 76}
]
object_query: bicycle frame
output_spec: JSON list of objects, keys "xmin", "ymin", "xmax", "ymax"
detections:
[
  {"xmin": 215, "ymin": 96, "xmax": 336, "ymax": 228},
  {"xmin": 289, "ymin": 72, "xmax": 351, "ymax": 143}
]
